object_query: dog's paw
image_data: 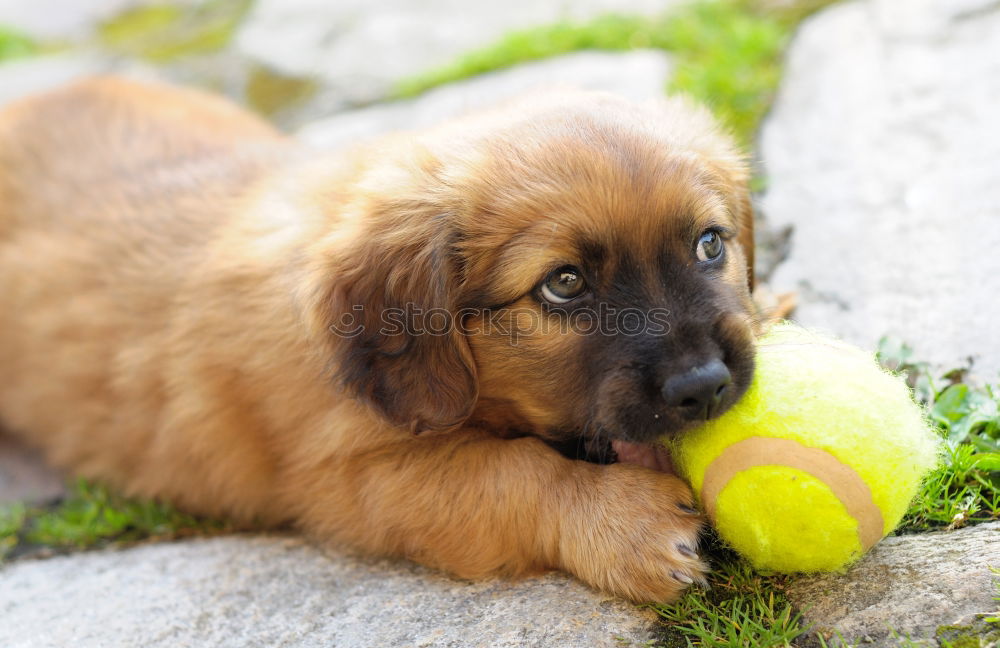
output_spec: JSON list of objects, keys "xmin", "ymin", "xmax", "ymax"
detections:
[{"xmin": 557, "ymin": 462, "xmax": 707, "ymax": 603}]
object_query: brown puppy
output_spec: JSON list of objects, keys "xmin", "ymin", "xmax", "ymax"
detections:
[{"xmin": 0, "ymin": 78, "xmax": 757, "ymax": 602}]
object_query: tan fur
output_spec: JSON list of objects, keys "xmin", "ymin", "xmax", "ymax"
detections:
[{"xmin": 0, "ymin": 78, "xmax": 756, "ymax": 602}]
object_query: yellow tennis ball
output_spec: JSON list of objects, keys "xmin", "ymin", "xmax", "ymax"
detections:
[{"xmin": 670, "ymin": 323, "xmax": 941, "ymax": 572}]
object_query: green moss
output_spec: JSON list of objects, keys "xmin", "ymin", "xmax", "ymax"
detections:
[
  {"xmin": 98, "ymin": 0, "xmax": 253, "ymax": 62},
  {"xmin": 935, "ymin": 622, "xmax": 1000, "ymax": 648},
  {"xmin": 394, "ymin": 14, "xmax": 655, "ymax": 98},
  {"xmin": 99, "ymin": 4, "xmax": 183, "ymax": 47},
  {"xmin": 245, "ymin": 64, "xmax": 319, "ymax": 117},
  {"xmin": 0, "ymin": 25, "xmax": 38, "ymax": 64},
  {"xmin": 394, "ymin": 0, "xmax": 837, "ymax": 147},
  {"xmin": 0, "ymin": 480, "xmax": 226, "ymax": 561},
  {"xmin": 932, "ymin": 572, "xmax": 1000, "ymax": 646}
]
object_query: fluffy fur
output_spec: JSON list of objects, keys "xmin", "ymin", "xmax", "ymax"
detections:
[{"xmin": 0, "ymin": 78, "xmax": 758, "ymax": 602}]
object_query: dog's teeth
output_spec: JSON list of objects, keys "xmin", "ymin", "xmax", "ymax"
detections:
[
  {"xmin": 672, "ymin": 571, "xmax": 694, "ymax": 585},
  {"xmin": 677, "ymin": 543, "xmax": 698, "ymax": 559},
  {"xmin": 677, "ymin": 503, "xmax": 699, "ymax": 515}
]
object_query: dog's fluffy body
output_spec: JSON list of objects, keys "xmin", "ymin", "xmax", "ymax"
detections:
[{"xmin": 0, "ymin": 78, "xmax": 756, "ymax": 602}]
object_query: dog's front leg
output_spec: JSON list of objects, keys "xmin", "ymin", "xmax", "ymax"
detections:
[{"xmin": 291, "ymin": 431, "xmax": 706, "ymax": 602}]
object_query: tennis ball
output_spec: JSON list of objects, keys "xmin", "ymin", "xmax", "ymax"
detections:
[{"xmin": 670, "ymin": 323, "xmax": 941, "ymax": 572}]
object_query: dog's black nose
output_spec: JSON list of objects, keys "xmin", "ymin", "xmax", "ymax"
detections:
[{"xmin": 661, "ymin": 359, "xmax": 732, "ymax": 420}]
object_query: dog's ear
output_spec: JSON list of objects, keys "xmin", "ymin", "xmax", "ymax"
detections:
[
  {"xmin": 304, "ymin": 185, "xmax": 478, "ymax": 435},
  {"xmin": 643, "ymin": 95, "xmax": 755, "ymax": 290},
  {"xmin": 732, "ymin": 186, "xmax": 755, "ymax": 291},
  {"xmin": 701, "ymin": 142, "xmax": 754, "ymax": 292},
  {"xmin": 708, "ymin": 153, "xmax": 755, "ymax": 293},
  {"xmin": 700, "ymin": 148, "xmax": 755, "ymax": 291}
]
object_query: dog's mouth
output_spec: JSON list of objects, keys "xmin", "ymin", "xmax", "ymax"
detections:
[
  {"xmin": 610, "ymin": 439, "xmax": 676, "ymax": 474},
  {"xmin": 545, "ymin": 428, "xmax": 679, "ymax": 475}
]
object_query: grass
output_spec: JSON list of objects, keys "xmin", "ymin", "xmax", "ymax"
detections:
[
  {"xmin": 394, "ymin": 0, "xmax": 837, "ymax": 147},
  {"xmin": 98, "ymin": 0, "xmax": 252, "ymax": 62},
  {"xmin": 0, "ymin": 480, "xmax": 227, "ymax": 562},
  {"xmin": 651, "ymin": 550, "xmax": 809, "ymax": 648},
  {"xmin": 0, "ymin": 502, "xmax": 25, "ymax": 559},
  {"xmin": 3, "ymin": 0, "xmax": 249, "ymax": 67},
  {"xmin": 245, "ymin": 64, "xmax": 319, "ymax": 117},
  {"xmin": 0, "ymin": 25, "xmax": 36, "ymax": 64},
  {"xmin": 878, "ymin": 337, "xmax": 1000, "ymax": 532}
]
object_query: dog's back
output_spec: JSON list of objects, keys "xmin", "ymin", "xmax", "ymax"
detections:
[
  {"xmin": 0, "ymin": 78, "xmax": 299, "ymax": 518},
  {"xmin": 0, "ymin": 76, "xmax": 285, "ymax": 231}
]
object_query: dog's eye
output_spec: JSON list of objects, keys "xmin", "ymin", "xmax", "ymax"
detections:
[
  {"xmin": 540, "ymin": 266, "xmax": 587, "ymax": 304},
  {"xmin": 695, "ymin": 230, "xmax": 725, "ymax": 262}
]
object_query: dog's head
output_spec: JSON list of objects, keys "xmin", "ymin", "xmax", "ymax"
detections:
[{"xmin": 309, "ymin": 91, "xmax": 757, "ymax": 457}]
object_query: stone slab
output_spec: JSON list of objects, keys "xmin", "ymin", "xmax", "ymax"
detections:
[
  {"xmin": 236, "ymin": 0, "xmax": 675, "ymax": 107},
  {"xmin": 0, "ymin": 535, "xmax": 657, "ymax": 648},
  {"xmin": 788, "ymin": 522, "xmax": 1000, "ymax": 647},
  {"xmin": 760, "ymin": 0, "xmax": 1000, "ymax": 379},
  {"xmin": 297, "ymin": 49, "xmax": 672, "ymax": 151}
]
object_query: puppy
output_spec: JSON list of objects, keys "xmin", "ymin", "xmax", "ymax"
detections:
[{"xmin": 0, "ymin": 77, "xmax": 757, "ymax": 602}]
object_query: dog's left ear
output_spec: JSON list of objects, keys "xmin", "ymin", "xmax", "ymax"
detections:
[
  {"xmin": 732, "ymin": 187, "xmax": 755, "ymax": 291},
  {"xmin": 642, "ymin": 95, "xmax": 755, "ymax": 290},
  {"xmin": 701, "ymin": 142, "xmax": 755, "ymax": 291},
  {"xmin": 697, "ymin": 154, "xmax": 755, "ymax": 290},
  {"xmin": 303, "ymin": 182, "xmax": 478, "ymax": 435},
  {"xmin": 701, "ymin": 152, "xmax": 755, "ymax": 291}
]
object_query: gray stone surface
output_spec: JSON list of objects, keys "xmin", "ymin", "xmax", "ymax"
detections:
[
  {"xmin": 788, "ymin": 522, "xmax": 1000, "ymax": 647},
  {"xmin": 297, "ymin": 49, "xmax": 672, "ymax": 151},
  {"xmin": 760, "ymin": 0, "xmax": 1000, "ymax": 379},
  {"xmin": 0, "ymin": 535, "xmax": 657, "ymax": 648},
  {"xmin": 236, "ymin": 0, "xmax": 674, "ymax": 107},
  {"xmin": 0, "ymin": 54, "xmax": 159, "ymax": 108},
  {"xmin": 0, "ymin": 0, "xmax": 138, "ymax": 40},
  {"xmin": 0, "ymin": 54, "xmax": 112, "ymax": 106}
]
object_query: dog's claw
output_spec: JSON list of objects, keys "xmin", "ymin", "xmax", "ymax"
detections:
[
  {"xmin": 672, "ymin": 570, "xmax": 695, "ymax": 585},
  {"xmin": 677, "ymin": 543, "xmax": 698, "ymax": 559}
]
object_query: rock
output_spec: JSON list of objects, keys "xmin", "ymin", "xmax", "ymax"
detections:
[
  {"xmin": 297, "ymin": 49, "xmax": 672, "ymax": 150},
  {"xmin": 0, "ymin": 55, "xmax": 112, "ymax": 106},
  {"xmin": 0, "ymin": 436, "xmax": 65, "ymax": 505},
  {"xmin": 236, "ymin": 0, "xmax": 675, "ymax": 107},
  {"xmin": 760, "ymin": 0, "xmax": 1000, "ymax": 378},
  {"xmin": 0, "ymin": 0, "xmax": 138, "ymax": 41},
  {"xmin": 0, "ymin": 54, "xmax": 161, "ymax": 108},
  {"xmin": 788, "ymin": 522, "xmax": 1000, "ymax": 647},
  {"xmin": 0, "ymin": 535, "xmax": 656, "ymax": 648}
]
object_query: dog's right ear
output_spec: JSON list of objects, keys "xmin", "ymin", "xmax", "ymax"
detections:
[{"xmin": 301, "ymin": 173, "xmax": 478, "ymax": 435}]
